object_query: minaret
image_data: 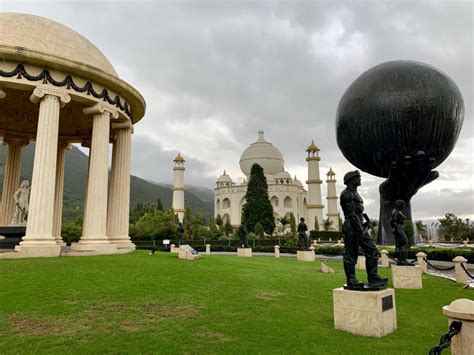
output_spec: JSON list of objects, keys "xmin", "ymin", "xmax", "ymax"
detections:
[
  {"xmin": 306, "ymin": 140, "xmax": 324, "ymax": 231},
  {"xmin": 172, "ymin": 152, "xmax": 185, "ymax": 222},
  {"xmin": 326, "ymin": 168, "xmax": 339, "ymax": 231}
]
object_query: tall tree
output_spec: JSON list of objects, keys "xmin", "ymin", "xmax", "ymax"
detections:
[
  {"xmin": 322, "ymin": 218, "xmax": 335, "ymax": 231},
  {"xmin": 438, "ymin": 213, "xmax": 470, "ymax": 241},
  {"xmin": 242, "ymin": 164, "xmax": 275, "ymax": 234},
  {"xmin": 156, "ymin": 198, "xmax": 164, "ymax": 211}
]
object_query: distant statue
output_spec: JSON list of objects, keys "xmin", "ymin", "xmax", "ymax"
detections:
[
  {"xmin": 238, "ymin": 223, "xmax": 249, "ymax": 248},
  {"xmin": 297, "ymin": 217, "xmax": 309, "ymax": 251},
  {"xmin": 391, "ymin": 200, "xmax": 410, "ymax": 265},
  {"xmin": 11, "ymin": 180, "xmax": 30, "ymax": 226},
  {"xmin": 177, "ymin": 222, "xmax": 185, "ymax": 246},
  {"xmin": 340, "ymin": 171, "xmax": 387, "ymax": 290}
]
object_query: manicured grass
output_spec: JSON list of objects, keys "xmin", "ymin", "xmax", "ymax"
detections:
[{"xmin": 0, "ymin": 251, "xmax": 471, "ymax": 354}]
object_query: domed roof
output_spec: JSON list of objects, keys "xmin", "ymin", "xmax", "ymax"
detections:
[
  {"xmin": 0, "ymin": 13, "xmax": 117, "ymax": 76},
  {"xmin": 294, "ymin": 175, "xmax": 303, "ymax": 187},
  {"xmin": 275, "ymin": 171, "xmax": 292, "ymax": 180},
  {"xmin": 217, "ymin": 170, "xmax": 233, "ymax": 183},
  {"xmin": 239, "ymin": 131, "xmax": 284, "ymax": 176}
]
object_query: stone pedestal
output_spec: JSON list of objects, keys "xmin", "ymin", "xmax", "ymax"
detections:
[
  {"xmin": 453, "ymin": 256, "xmax": 468, "ymax": 284},
  {"xmin": 416, "ymin": 252, "xmax": 427, "ymax": 273},
  {"xmin": 178, "ymin": 245, "xmax": 201, "ymax": 260},
  {"xmin": 320, "ymin": 262, "xmax": 335, "ymax": 273},
  {"xmin": 442, "ymin": 299, "xmax": 474, "ymax": 355},
  {"xmin": 274, "ymin": 245, "xmax": 280, "ymax": 258},
  {"xmin": 356, "ymin": 255, "xmax": 366, "ymax": 270},
  {"xmin": 391, "ymin": 265, "xmax": 422, "ymax": 289},
  {"xmin": 170, "ymin": 244, "xmax": 180, "ymax": 253},
  {"xmin": 428, "ymin": 239, "xmax": 433, "ymax": 247},
  {"xmin": 237, "ymin": 248, "xmax": 252, "ymax": 257},
  {"xmin": 205, "ymin": 244, "xmax": 211, "ymax": 255},
  {"xmin": 333, "ymin": 287, "xmax": 397, "ymax": 337},
  {"xmin": 380, "ymin": 250, "xmax": 389, "ymax": 268},
  {"xmin": 296, "ymin": 250, "xmax": 315, "ymax": 262}
]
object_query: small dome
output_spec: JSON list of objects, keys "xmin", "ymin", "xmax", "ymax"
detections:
[
  {"xmin": 0, "ymin": 13, "xmax": 117, "ymax": 76},
  {"xmin": 239, "ymin": 131, "xmax": 284, "ymax": 176},
  {"xmin": 306, "ymin": 140, "xmax": 320, "ymax": 152},
  {"xmin": 174, "ymin": 152, "xmax": 185, "ymax": 162},
  {"xmin": 275, "ymin": 171, "xmax": 292, "ymax": 180},
  {"xmin": 217, "ymin": 170, "xmax": 233, "ymax": 183},
  {"xmin": 327, "ymin": 167, "xmax": 336, "ymax": 176}
]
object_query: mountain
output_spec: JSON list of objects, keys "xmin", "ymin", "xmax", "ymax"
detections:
[{"xmin": 0, "ymin": 143, "xmax": 214, "ymax": 221}]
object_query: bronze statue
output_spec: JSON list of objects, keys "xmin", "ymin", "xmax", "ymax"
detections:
[
  {"xmin": 340, "ymin": 171, "xmax": 387, "ymax": 290},
  {"xmin": 336, "ymin": 60, "xmax": 464, "ymax": 244},
  {"xmin": 297, "ymin": 217, "xmax": 310, "ymax": 251},
  {"xmin": 177, "ymin": 222, "xmax": 185, "ymax": 246},
  {"xmin": 391, "ymin": 200, "xmax": 410, "ymax": 265},
  {"xmin": 238, "ymin": 223, "xmax": 249, "ymax": 248}
]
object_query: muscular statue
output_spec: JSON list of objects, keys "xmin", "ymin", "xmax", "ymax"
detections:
[
  {"xmin": 391, "ymin": 200, "xmax": 410, "ymax": 265},
  {"xmin": 11, "ymin": 180, "xmax": 30, "ymax": 226},
  {"xmin": 297, "ymin": 217, "xmax": 310, "ymax": 251},
  {"xmin": 340, "ymin": 171, "xmax": 387, "ymax": 290},
  {"xmin": 238, "ymin": 223, "xmax": 249, "ymax": 248}
]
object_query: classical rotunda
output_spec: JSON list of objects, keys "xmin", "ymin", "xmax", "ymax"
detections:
[
  {"xmin": 215, "ymin": 131, "xmax": 340, "ymax": 232},
  {"xmin": 0, "ymin": 13, "xmax": 146, "ymax": 257}
]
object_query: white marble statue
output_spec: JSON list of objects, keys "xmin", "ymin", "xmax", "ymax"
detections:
[{"xmin": 11, "ymin": 180, "xmax": 30, "ymax": 225}]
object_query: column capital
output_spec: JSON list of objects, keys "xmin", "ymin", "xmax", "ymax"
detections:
[
  {"xmin": 0, "ymin": 88, "xmax": 6, "ymax": 99},
  {"xmin": 111, "ymin": 119, "xmax": 132, "ymax": 130},
  {"xmin": 83, "ymin": 103, "xmax": 119, "ymax": 119},
  {"xmin": 3, "ymin": 136, "xmax": 29, "ymax": 147},
  {"xmin": 30, "ymin": 85, "xmax": 71, "ymax": 107}
]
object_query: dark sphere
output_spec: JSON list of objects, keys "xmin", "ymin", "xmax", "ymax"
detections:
[{"xmin": 336, "ymin": 60, "xmax": 464, "ymax": 178}]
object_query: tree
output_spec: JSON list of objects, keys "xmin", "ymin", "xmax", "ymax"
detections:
[
  {"xmin": 254, "ymin": 222, "xmax": 264, "ymax": 239},
  {"xmin": 322, "ymin": 218, "xmax": 334, "ymax": 231},
  {"xmin": 156, "ymin": 198, "xmax": 164, "ymax": 211},
  {"xmin": 242, "ymin": 164, "xmax": 275, "ymax": 234},
  {"xmin": 403, "ymin": 220, "xmax": 415, "ymax": 246},
  {"xmin": 338, "ymin": 215, "xmax": 343, "ymax": 232},
  {"xmin": 438, "ymin": 213, "xmax": 470, "ymax": 241},
  {"xmin": 289, "ymin": 213, "xmax": 296, "ymax": 235},
  {"xmin": 415, "ymin": 220, "xmax": 427, "ymax": 240},
  {"xmin": 278, "ymin": 216, "xmax": 290, "ymax": 230},
  {"xmin": 224, "ymin": 219, "xmax": 233, "ymax": 237},
  {"xmin": 314, "ymin": 217, "xmax": 320, "ymax": 231},
  {"xmin": 215, "ymin": 214, "xmax": 223, "ymax": 228}
]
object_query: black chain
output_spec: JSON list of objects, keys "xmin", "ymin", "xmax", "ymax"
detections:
[
  {"xmin": 461, "ymin": 263, "xmax": 474, "ymax": 280},
  {"xmin": 429, "ymin": 321, "xmax": 462, "ymax": 355},
  {"xmin": 423, "ymin": 258, "xmax": 455, "ymax": 271},
  {"xmin": 0, "ymin": 64, "xmax": 131, "ymax": 117}
]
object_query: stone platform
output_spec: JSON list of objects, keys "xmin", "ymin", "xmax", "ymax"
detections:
[
  {"xmin": 391, "ymin": 265, "xmax": 422, "ymax": 289},
  {"xmin": 237, "ymin": 248, "xmax": 252, "ymax": 257},
  {"xmin": 296, "ymin": 250, "xmax": 315, "ymax": 262},
  {"xmin": 333, "ymin": 287, "xmax": 397, "ymax": 337},
  {"xmin": 178, "ymin": 245, "xmax": 201, "ymax": 260}
]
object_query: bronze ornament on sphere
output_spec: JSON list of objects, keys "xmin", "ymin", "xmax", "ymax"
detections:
[{"xmin": 336, "ymin": 60, "xmax": 464, "ymax": 244}]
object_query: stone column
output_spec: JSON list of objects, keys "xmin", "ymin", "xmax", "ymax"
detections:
[
  {"xmin": 19, "ymin": 86, "xmax": 70, "ymax": 257},
  {"xmin": 107, "ymin": 122, "xmax": 134, "ymax": 251},
  {"xmin": 52, "ymin": 142, "xmax": 70, "ymax": 245},
  {"xmin": 326, "ymin": 168, "xmax": 339, "ymax": 231},
  {"xmin": 274, "ymin": 245, "xmax": 280, "ymax": 258},
  {"xmin": 380, "ymin": 249, "xmax": 389, "ymax": 267},
  {"xmin": 206, "ymin": 244, "xmax": 211, "ymax": 255},
  {"xmin": 416, "ymin": 252, "xmax": 427, "ymax": 273},
  {"xmin": 73, "ymin": 103, "xmax": 117, "ymax": 253},
  {"xmin": 453, "ymin": 256, "xmax": 468, "ymax": 284},
  {"xmin": 0, "ymin": 137, "xmax": 28, "ymax": 226},
  {"xmin": 442, "ymin": 299, "xmax": 474, "ymax": 355}
]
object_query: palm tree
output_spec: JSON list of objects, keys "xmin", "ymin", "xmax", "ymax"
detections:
[{"xmin": 322, "ymin": 218, "xmax": 334, "ymax": 232}]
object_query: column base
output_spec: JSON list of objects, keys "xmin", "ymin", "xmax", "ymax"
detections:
[
  {"xmin": 333, "ymin": 287, "xmax": 397, "ymax": 337},
  {"xmin": 14, "ymin": 244, "xmax": 61, "ymax": 258},
  {"xmin": 296, "ymin": 250, "xmax": 315, "ymax": 262},
  {"xmin": 237, "ymin": 248, "xmax": 252, "ymax": 257},
  {"xmin": 391, "ymin": 265, "xmax": 422, "ymax": 289},
  {"xmin": 70, "ymin": 242, "xmax": 118, "ymax": 254}
]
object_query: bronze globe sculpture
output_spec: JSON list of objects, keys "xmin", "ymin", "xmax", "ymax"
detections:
[{"xmin": 336, "ymin": 60, "xmax": 464, "ymax": 244}]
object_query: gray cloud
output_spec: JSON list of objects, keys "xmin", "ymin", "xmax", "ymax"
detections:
[{"xmin": 2, "ymin": 0, "xmax": 472, "ymax": 219}]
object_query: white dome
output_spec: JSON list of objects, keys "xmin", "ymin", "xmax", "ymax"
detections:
[{"xmin": 239, "ymin": 131, "xmax": 284, "ymax": 176}]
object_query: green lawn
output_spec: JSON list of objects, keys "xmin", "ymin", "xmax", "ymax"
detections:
[{"xmin": 0, "ymin": 251, "xmax": 471, "ymax": 354}]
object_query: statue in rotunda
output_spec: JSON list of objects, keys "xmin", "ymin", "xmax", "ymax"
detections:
[{"xmin": 11, "ymin": 180, "xmax": 30, "ymax": 226}]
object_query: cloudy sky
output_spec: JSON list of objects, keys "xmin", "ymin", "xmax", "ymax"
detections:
[{"xmin": 2, "ymin": 0, "xmax": 473, "ymax": 221}]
